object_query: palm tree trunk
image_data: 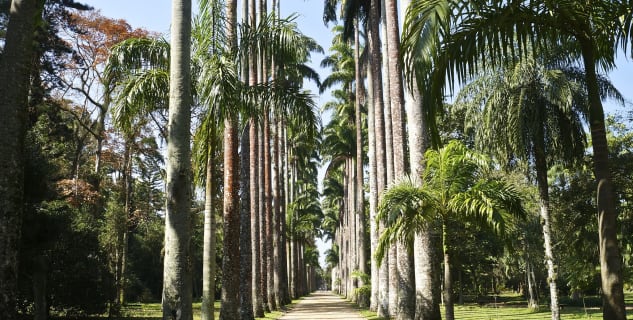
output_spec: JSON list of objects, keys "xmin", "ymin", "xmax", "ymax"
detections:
[
  {"xmin": 0, "ymin": 0, "xmax": 42, "ymax": 317},
  {"xmin": 354, "ymin": 18, "xmax": 367, "ymax": 287},
  {"xmin": 278, "ymin": 122, "xmax": 291, "ymax": 305},
  {"xmin": 579, "ymin": 40, "xmax": 626, "ymax": 320},
  {"xmin": 220, "ymin": 116, "xmax": 241, "ymax": 320},
  {"xmin": 258, "ymin": 120, "xmax": 270, "ymax": 313},
  {"xmin": 248, "ymin": 1, "xmax": 263, "ymax": 314},
  {"xmin": 366, "ymin": 59, "xmax": 380, "ymax": 312},
  {"xmin": 220, "ymin": 0, "xmax": 241, "ymax": 318},
  {"xmin": 272, "ymin": 120, "xmax": 282, "ymax": 307},
  {"xmin": 162, "ymin": 0, "xmax": 193, "ymax": 319},
  {"xmin": 202, "ymin": 153, "xmax": 217, "ymax": 320},
  {"xmin": 119, "ymin": 141, "xmax": 133, "ymax": 306},
  {"xmin": 239, "ymin": 125, "xmax": 254, "ymax": 320},
  {"xmin": 402, "ymin": 21, "xmax": 442, "ymax": 316},
  {"xmin": 369, "ymin": 0, "xmax": 389, "ymax": 316},
  {"xmin": 384, "ymin": 0, "xmax": 414, "ymax": 317},
  {"xmin": 442, "ymin": 223, "xmax": 454, "ymax": 320},
  {"xmin": 534, "ymin": 139, "xmax": 559, "ymax": 320},
  {"xmin": 264, "ymin": 111, "xmax": 277, "ymax": 311},
  {"xmin": 250, "ymin": 119, "xmax": 263, "ymax": 317}
]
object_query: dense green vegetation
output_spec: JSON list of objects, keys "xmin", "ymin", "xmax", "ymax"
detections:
[{"xmin": 1, "ymin": 0, "xmax": 633, "ymax": 319}]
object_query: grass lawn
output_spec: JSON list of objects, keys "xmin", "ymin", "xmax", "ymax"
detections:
[
  {"xmin": 359, "ymin": 292, "xmax": 633, "ymax": 320},
  {"xmin": 62, "ymin": 292, "xmax": 631, "ymax": 319},
  {"xmin": 118, "ymin": 299, "xmax": 292, "ymax": 320}
]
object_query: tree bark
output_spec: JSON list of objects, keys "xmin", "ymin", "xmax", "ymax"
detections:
[
  {"xmin": 264, "ymin": 111, "xmax": 277, "ymax": 311},
  {"xmin": 239, "ymin": 126, "xmax": 254, "ymax": 320},
  {"xmin": 220, "ymin": 0, "xmax": 241, "ymax": 318},
  {"xmin": 369, "ymin": 0, "xmax": 389, "ymax": 316},
  {"xmin": 443, "ymin": 225, "xmax": 454, "ymax": 320},
  {"xmin": 33, "ymin": 255, "xmax": 48, "ymax": 320},
  {"xmin": 383, "ymin": 0, "xmax": 415, "ymax": 318},
  {"xmin": 202, "ymin": 154, "xmax": 217, "ymax": 320},
  {"xmin": 580, "ymin": 40, "xmax": 626, "ymax": 320},
  {"xmin": 278, "ymin": 122, "xmax": 291, "ymax": 305},
  {"xmin": 399, "ymin": 0, "xmax": 442, "ymax": 311},
  {"xmin": 534, "ymin": 137, "xmax": 559, "ymax": 320},
  {"xmin": 162, "ymin": 0, "xmax": 193, "ymax": 319},
  {"xmin": 353, "ymin": 18, "xmax": 367, "ymax": 285},
  {"xmin": 0, "ymin": 1, "xmax": 42, "ymax": 318},
  {"xmin": 366, "ymin": 59, "xmax": 380, "ymax": 312}
]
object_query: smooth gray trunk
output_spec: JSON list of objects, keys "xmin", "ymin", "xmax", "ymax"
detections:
[
  {"xmin": 202, "ymin": 155, "xmax": 217, "ymax": 320},
  {"xmin": 368, "ymin": 0, "xmax": 388, "ymax": 314},
  {"xmin": 162, "ymin": 1, "xmax": 193, "ymax": 319},
  {"xmin": 367, "ymin": 61, "xmax": 379, "ymax": 312}
]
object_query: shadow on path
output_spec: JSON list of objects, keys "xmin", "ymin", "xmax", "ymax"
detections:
[{"xmin": 279, "ymin": 291, "xmax": 365, "ymax": 319}]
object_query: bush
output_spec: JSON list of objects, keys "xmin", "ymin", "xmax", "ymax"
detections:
[{"xmin": 353, "ymin": 285, "xmax": 371, "ymax": 308}]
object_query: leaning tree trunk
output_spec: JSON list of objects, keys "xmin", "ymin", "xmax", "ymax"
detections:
[
  {"xmin": 534, "ymin": 137, "xmax": 560, "ymax": 320},
  {"xmin": 219, "ymin": 0, "xmax": 241, "ymax": 318},
  {"xmin": 0, "ymin": 1, "xmax": 42, "ymax": 318},
  {"xmin": 162, "ymin": 0, "xmax": 193, "ymax": 319},
  {"xmin": 580, "ymin": 41, "xmax": 626, "ymax": 320}
]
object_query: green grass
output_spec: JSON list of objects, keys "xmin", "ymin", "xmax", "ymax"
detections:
[
  {"xmin": 118, "ymin": 301, "xmax": 288, "ymax": 320},
  {"xmin": 357, "ymin": 292, "xmax": 633, "ymax": 319},
  {"xmin": 53, "ymin": 292, "xmax": 633, "ymax": 319}
]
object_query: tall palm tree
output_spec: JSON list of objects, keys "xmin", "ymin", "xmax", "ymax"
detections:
[
  {"xmin": 399, "ymin": 0, "xmax": 441, "ymax": 318},
  {"xmin": 455, "ymin": 55, "xmax": 624, "ymax": 320},
  {"xmin": 0, "ymin": 0, "xmax": 45, "ymax": 318},
  {"xmin": 162, "ymin": 0, "xmax": 193, "ymax": 319},
  {"xmin": 219, "ymin": 0, "xmax": 241, "ymax": 317},
  {"xmin": 376, "ymin": 140, "xmax": 527, "ymax": 320},
  {"xmin": 402, "ymin": 2, "xmax": 633, "ymax": 317},
  {"xmin": 381, "ymin": 1, "xmax": 415, "ymax": 318}
]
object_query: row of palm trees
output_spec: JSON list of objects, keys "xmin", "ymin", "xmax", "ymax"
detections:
[
  {"xmin": 321, "ymin": 1, "xmax": 631, "ymax": 320},
  {"xmin": 106, "ymin": 0, "xmax": 325, "ymax": 319}
]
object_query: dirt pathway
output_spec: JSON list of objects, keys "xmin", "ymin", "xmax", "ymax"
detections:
[{"xmin": 278, "ymin": 291, "xmax": 365, "ymax": 319}]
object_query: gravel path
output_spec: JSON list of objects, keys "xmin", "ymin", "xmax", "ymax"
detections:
[{"xmin": 278, "ymin": 291, "xmax": 365, "ymax": 319}]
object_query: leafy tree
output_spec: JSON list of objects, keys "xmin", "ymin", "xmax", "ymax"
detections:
[
  {"xmin": 402, "ymin": 2, "xmax": 633, "ymax": 317},
  {"xmin": 58, "ymin": 10, "xmax": 151, "ymax": 179},
  {"xmin": 454, "ymin": 54, "xmax": 622, "ymax": 319},
  {"xmin": 376, "ymin": 140, "xmax": 526, "ymax": 320}
]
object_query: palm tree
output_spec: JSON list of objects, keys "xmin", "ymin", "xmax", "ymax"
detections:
[
  {"xmin": 376, "ymin": 140, "xmax": 527, "ymax": 320},
  {"xmin": 0, "ymin": 0, "xmax": 45, "ymax": 318},
  {"xmin": 218, "ymin": 0, "xmax": 241, "ymax": 317},
  {"xmin": 402, "ymin": 2, "xmax": 633, "ymax": 317},
  {"xmin": 454, "ymin": 54, "xmax": 624, "ymax": 319},
  {"xmin": 162, "ymin": 0, "xmax": 193, "ymax": 319},
  {"xmin": 399, "ymin": 0, "xmax": 442, "ymax": 317},
  {"xmin": 365, "ymin": 0, "xmax": 389, "ymax": 315}
]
